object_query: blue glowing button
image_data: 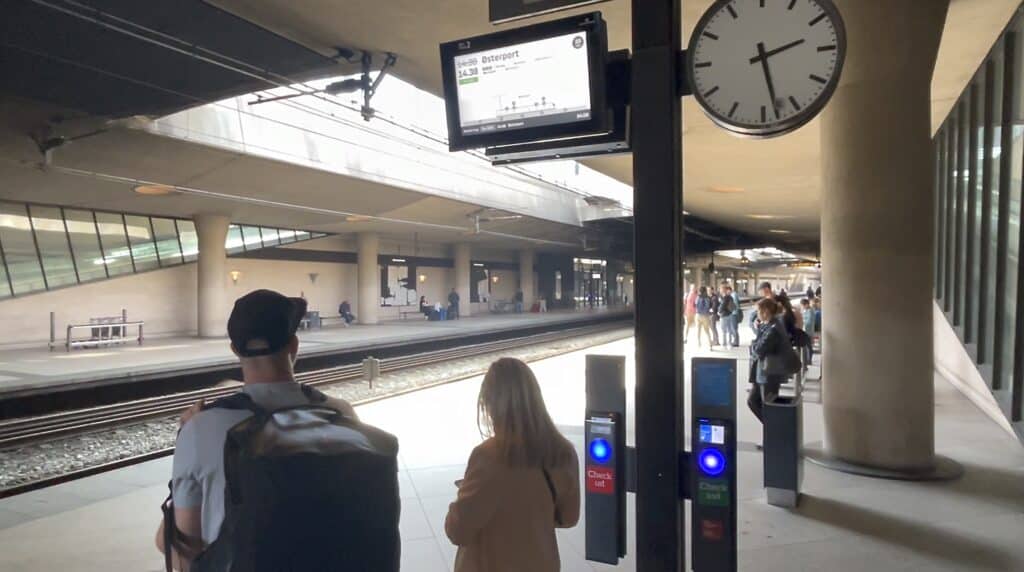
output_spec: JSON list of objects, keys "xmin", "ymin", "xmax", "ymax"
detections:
[
  {"xmin": 698, "ymin": 448, "xmax": 726, "ymax": 477},
  {"xmin": 589, "ymin": 438, "xmax": 612, "ymax": 463}
]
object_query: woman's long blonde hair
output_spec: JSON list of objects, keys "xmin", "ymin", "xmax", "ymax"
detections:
[{"xmin": 477, "ymin": 358, "xmax": 576, "ymax": 468}]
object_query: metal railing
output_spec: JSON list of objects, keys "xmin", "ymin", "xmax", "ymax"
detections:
[{"xmin": 49, "ymin": 309, "xmax": 144, "ymax": 352}]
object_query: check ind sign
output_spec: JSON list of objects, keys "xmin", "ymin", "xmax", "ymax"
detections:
[{"xmin": 489, "ymin": 0, "xmax": 611, "ymax": 24}]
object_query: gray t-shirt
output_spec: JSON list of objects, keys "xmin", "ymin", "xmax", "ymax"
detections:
[{"xmin": 171, "ymin": 382, "xmax": 355, "ymax": 545}]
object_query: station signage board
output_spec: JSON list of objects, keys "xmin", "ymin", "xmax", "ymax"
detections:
[{"xmin": 489, "ymin": 0, "xmax": 611, "ymax": 24}]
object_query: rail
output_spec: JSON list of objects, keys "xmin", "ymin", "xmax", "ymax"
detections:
[{"xmin": 0, "ymin": 321, "xmax": 627, "ymax": 453}]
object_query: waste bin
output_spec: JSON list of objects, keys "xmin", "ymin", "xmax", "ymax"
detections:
[{"xmin": 763, "ymin": 394, "xmax": 802, "ymax": 508}]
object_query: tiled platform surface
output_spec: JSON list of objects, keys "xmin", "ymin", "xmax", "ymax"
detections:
[
  {"xmin": 0, "ymin": 308, "xmax": 628, "ymax": 398},
  {"xmin": 0, "ymin": 333, "xmax": 1022, "ymax": 572}
]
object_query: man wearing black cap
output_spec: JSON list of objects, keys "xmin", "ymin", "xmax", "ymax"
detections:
[{"xmin": 156, "ymin": 289, "xmax": 363, "ymax": 567}]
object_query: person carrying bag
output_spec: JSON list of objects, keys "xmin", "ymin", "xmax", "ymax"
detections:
[{"xmin": 747, "ymin": 299, "xmax": 800, "ymax": 425}]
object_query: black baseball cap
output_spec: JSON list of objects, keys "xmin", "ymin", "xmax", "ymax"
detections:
[{"xmin": 228, "ymin": 289, "xmax": 307, "ymax": 357}]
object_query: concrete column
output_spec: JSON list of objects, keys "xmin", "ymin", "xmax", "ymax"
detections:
[
  {"xmin": 820, "ymin": 0, "xmax": 948, "ymax": 472},
  {"xmin": 519, "ymin": 249, "xmax": 535, "ymax": 307},
  {"xmin": 454, "ymin": 244, "xmax": 472, "ymax": 317},
  {"xmin": 195, "ymin": 214, "xmax": 230, "ymax": 338},
  {"xmin": 357, "ymin": 233, "xmax": 379, "ymax": 325}
]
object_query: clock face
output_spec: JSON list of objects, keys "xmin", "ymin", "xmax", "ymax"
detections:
[{"xmin": 688, "ymin": 0, "xmax": 846, "ymax": 138}]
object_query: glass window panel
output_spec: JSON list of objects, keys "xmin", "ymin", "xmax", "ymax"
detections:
[
  {"xmin": 0, "ymin": 202, "xmax": 46, "ymax": 294},
  {"xmin": 984, "ymin": 50, "xmax": 1004, "ymax": 368},
  {"xmin": 0, "ymin": 246, "xmax": 10, "ymax": 298},
  {"xmin": 95, "ymin": 212, "xmax": 133, "ymax": 277},
  {"xmin": 966, "ymin": 82, "xmax": 983, "ymax": 343},
  {"xmin": 945, "ymin": 116, "xmax": 957, "ymax": 313},
  {"xmin": 124, "ymin": 215, "xmax": 159, "ymax": 272},
  {"xmin": 240, "ymin": 225, "xmax": 263, "ymax": 250},
  {"xmin": 970, "ymin": 73, "xmax": 987, "ymax": 352},
  {"xmin": 277, "ymin": 229, "xmax": 296, "ymax": 244},
  {"xmin": 955, "ymin": 100, "xmax": 969, "ymax": 327},
  {"xmin": 1002, "ymin": 36, "xmax": 1024, "ymax": 393},
  {"xmin": 152, "ymin": 218, "xmax": 183, "ymax": 266},
  {"xmin": 177, "ymin": 219, "xmax": 198, "ymax": 262},
  {"xmin": 63, "ymin": 209, "xmax": 107, "ymax": 282},
  {"xmin": 260, "ymin": 227, "xmax": 280, "ymax": 247},
  {"xmin": 29, "ymin": 205, "xmax": 77, "ymax": 289},
  {"xmin": 936, "ymin": 131, "xmax": 946, "ymax": 300},
  {"xmin": 225, "ymin": 224, "xmax": 245, "ymax": 254}
]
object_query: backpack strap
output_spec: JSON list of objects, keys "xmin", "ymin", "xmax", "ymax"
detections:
[
  {"xmin": 300, "ymin": 384, "xmax": 329, "ymax": 404},
  {"xmin": 202, "ymin": 392, "xmax": 262, "ymax": 413}
]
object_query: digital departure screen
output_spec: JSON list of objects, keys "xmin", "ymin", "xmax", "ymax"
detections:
[{"xmin": 453, "ymin": 32, "xmax": 592, "ymax": 136}]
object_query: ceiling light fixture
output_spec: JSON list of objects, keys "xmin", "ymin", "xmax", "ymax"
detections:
[
  {"xmin": 769, "ymin": 229, "xmax": 792, "ymax": 234},
  {"xmin": 133, "ymin": 184, "xmax": 176, "ymax": 196},
  {"xmin": 707, "ymin": 186, "xmax": 746, "ymax": 194}
]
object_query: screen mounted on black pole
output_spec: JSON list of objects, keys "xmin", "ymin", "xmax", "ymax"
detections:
[
  {"xmin": 440, "ymin": 12, "xmax": 609, "ymax": 151},
  {"xmin": 489, "ymin": 0, "xmax": 612, "ymax": 24}
]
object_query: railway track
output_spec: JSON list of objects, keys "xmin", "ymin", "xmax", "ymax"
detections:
[{"xmin": 0, "ymin": 322, "xmax": 625, "ymax": 451}]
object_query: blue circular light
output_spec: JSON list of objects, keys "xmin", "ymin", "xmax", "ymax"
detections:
[
  {"xmin": 699, "ymin": 449, "xmax": 726, "ymax": 477},
  {"xmin": 589, "ymin": 438, "xmax": 612, "ymax": 463}
]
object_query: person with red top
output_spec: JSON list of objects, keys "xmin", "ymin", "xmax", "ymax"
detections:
[{"xmin": 684, "ymin": 284, "xmax": 698, "ymax": 344}]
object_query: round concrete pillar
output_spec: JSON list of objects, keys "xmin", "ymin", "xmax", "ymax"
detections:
[
  {"xmin": 454, "ymin": 244, "xmax": 472, "ymax": 317},
  {"xmin": 519, "ymin": 250, "xmax": 535, "ymax": 308},
  {"xmin": 195, "ymin": 214, "xmax": 230, "ymax": 338},
  {"xmin": 357, "ymin": 233, "xmax": 380, "ymax": 325},
  {"xmin": 819, "ymin": 0, "xmax": 949, "ymax": 472}
]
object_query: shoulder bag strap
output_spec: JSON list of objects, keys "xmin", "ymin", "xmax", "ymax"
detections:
[
  {"xmin": 162, "ymin": 481, "xmax": 204, "ymax": 571},
  {"xmin": 542, "ymin": 468, "xmax": 563, "ymax": 526}
]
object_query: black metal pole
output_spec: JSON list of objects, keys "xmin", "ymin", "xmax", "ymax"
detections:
[{"xmin": 632, "ymin": 0, "xmax": 684, "ymax": 570}]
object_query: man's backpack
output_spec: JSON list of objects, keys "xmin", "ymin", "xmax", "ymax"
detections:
[
  {"xmin": 172, "ymin": 386, "xmax": 401, "ymax": 572},
  {"xmin": 719, "ymin": 295, "xmax": 736, "ymax": 317}
]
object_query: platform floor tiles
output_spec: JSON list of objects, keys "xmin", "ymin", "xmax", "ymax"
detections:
[
  {"xmin": 0, "ymin": 308, "xmax": 624, "ymax": 396},
  {"xmin": 0, "ymin": 335, "xmax": 1022, "ymax": 571}
]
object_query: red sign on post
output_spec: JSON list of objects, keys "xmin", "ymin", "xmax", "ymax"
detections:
[
  {"xmin": 700, "ymin": 519, "xmax": 724, "ymax": 542},
  {"xmin": 586, "ymin": 466, "xmax": 615, "ymax": 495}
]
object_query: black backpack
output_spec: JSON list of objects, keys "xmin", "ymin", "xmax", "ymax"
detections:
[
  {"xmin": 167, "ymin": 386, "xmax": 401, "ymax": 572},
  {"xmin": 718, "ymin": 295, "xmax": 736, "ymax": 317}
]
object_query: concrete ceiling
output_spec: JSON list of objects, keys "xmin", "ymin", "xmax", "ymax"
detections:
[
  {"xmin": 208, "ymin": 0, "xmax": 1021, "ymax": 245},
  {"xmin": 0, "ymin": 112, "xmax": 588, "ymax": 250}
]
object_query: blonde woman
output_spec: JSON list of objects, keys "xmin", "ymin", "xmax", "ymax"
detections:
[{"xmin": 445, "ymin": 358, "xmax": 580, "ymax": 572}]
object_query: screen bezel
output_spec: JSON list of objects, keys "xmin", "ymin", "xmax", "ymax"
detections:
[{"xmin": 440, "ymin": 11, "xmax": 608, "ymax": 152}]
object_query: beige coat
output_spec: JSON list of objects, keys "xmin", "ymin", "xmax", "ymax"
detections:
[{"xmin": 445, "ymin": 439, "xmax": 581, "ymax": 572}]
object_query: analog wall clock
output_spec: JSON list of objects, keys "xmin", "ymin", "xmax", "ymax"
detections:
[{"xmin": 687, "ymin": 0, "xmax": 847, "ymax": 138}]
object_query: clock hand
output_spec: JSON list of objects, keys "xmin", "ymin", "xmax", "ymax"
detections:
[
  {"xmin": 749, "ymin": 39, "xmax": 806, "ymax": 64},
  {"xmin": 756, "ymin": 42, "xmax": 780, "ymax": 119}
]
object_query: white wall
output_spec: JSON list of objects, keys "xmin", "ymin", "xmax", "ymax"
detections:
[
  {"xmin": 0, "ymin": 264, "xmax": 198, "ymax": 348},
  {"xmin": 0, "ymin": 257, "xmax": 361, "ymax": 349},
  {"xmin": 933, "ymin": 302, "xmax": 1017, "ymax": 439},
  {"xmin": 226, "ymin": 257, "xmax": 358, "ymax": 318}
]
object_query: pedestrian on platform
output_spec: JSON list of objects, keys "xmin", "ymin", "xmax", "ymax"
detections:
[
  {"xmin": 747, "ymin": 298, "xmax": 798, "ymax": 425},
  {"xmin": 684, "ymin": 284, "xmax": 698, "ymax": 343},
  {"xmin": 338, "ymin": 299, "xmax": 355, "ymax": 326},
  {"xmin": 695, "ymin": 286, "xmax": 715, "ymax": 349},
  {"xmin": 445, "ymin": 358, "xmax": 580, "ymax": 572},
  {"xmin": 718, "ymin": 283, "xmax": 738, "ymax": 349},
  {"xmin": 539, "ymin": 295, "xmax": 548, "ymax": 313},
  {"xmin": 748, "ymin": 281, "xmax": 775, "ymax": 335},
  {"xmin": 156, "ymin": 289, "xmax": 399, "ymax": 571},
  {"xmin": 709, "ymin": 288, "xmax": 722, "ymax": 347},
  {"xmin": 448, "ymin": 288, "xmax": 461, "ymax": 320},
  {"xmin": 515, "ymin": 289, "xmax": 524, "ymax": 313}
]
